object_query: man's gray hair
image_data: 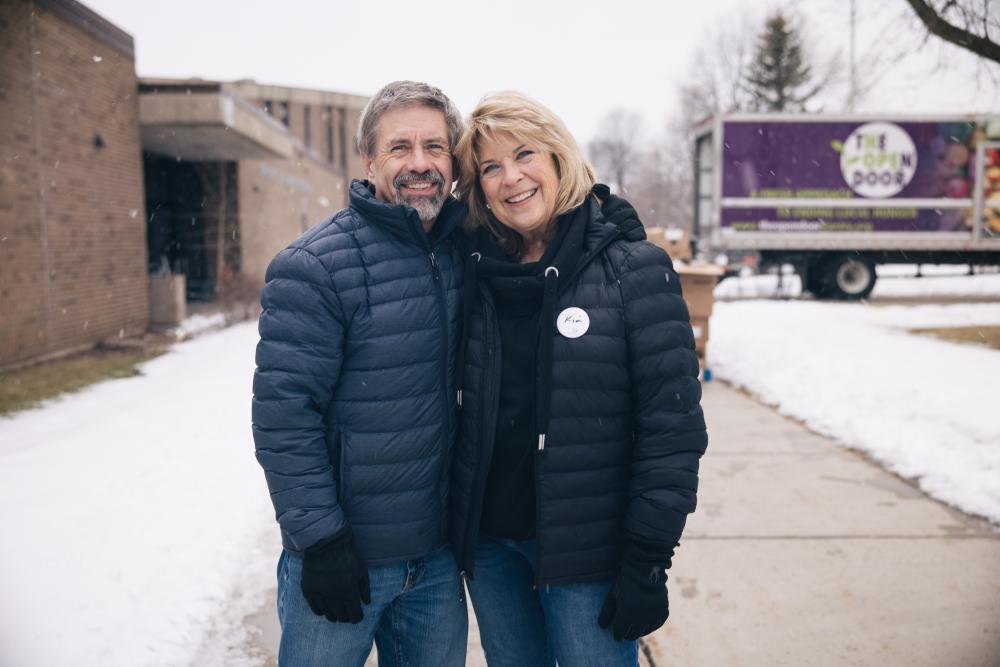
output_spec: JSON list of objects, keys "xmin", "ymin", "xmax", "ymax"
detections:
[{"xmin": 356, "ymin": 81, "xmax": 464, "ymax": 159}]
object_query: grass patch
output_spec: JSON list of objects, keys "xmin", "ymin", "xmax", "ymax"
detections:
[
  {"xmin": 910, "ymin": 325, "xmax": 1000, "ymax": 351},
  {"xmin": 0, "ymin": 346, "xmax": 165, "ymax": 417}
]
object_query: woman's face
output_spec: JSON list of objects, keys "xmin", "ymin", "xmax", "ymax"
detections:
[{"xmin": 476, "ymin": 132, "xmax": 560, "ymax": 240}]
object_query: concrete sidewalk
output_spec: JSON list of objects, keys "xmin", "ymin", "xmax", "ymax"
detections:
[
  {"xmin": 246, "ymin": 381, "xmax": 1000, "ymax": 665},
  {"xmin": 643, "ymin": 381, "xmax": 1000, "ymax": 665}
]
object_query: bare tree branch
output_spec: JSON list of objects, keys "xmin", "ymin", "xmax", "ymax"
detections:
[
  {"xmin": 904, "ymin": 0, "xmax": 1000, "ymax": 62},
  {"xmin": 588, "ymin": 109, "xmax": 646, "ymax": 195}
]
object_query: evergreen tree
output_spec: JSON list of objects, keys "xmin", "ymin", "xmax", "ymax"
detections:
[{"xmin": 744, "ymin": 12, "xmax": 819, "ymax": 112}]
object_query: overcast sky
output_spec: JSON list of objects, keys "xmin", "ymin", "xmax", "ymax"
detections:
[{"xmin": 84, "ymin": 0, "xmax": 998, "ymax": 144}]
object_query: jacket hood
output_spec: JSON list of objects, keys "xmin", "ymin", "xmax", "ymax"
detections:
[{"xmin": 591, "ymin": 183, "xmax": 646, "ymax": 244}]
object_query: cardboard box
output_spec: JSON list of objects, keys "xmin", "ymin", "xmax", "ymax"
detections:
[
  {"xmin": 676, "ymin": 262, "xmax": 724, "ymax": 319},
  {"xmin": 647, "ymin": 227, "xmax": 692, "ymax": 262}
]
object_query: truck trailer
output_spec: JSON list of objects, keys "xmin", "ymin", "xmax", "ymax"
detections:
[{"xmin": 693, "ymin": 114, "xmax": 1000, "ymax": 299}]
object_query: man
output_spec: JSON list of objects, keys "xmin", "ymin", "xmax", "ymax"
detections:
[{"xmin": 252, "ymin": 81, "xmax": 468, "ymax": 666}]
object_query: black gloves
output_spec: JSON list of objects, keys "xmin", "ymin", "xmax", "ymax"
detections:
[
  {"xmin": 300, "ymin": 529, "xmax": 371, "ymax": 624},
  {"xmin": 598, "ymin": 542, "xmax": 671, "ymax": 641}
]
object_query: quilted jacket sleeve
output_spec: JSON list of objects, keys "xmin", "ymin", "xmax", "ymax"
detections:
[
  {"xmin": 252, "ymin": 246, "xmax": 348, "ymax": 552},
  {"xmin": 618, "ymin": 241, "xmax": 708, "ymax": 564}
]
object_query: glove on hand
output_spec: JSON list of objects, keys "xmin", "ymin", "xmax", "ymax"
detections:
[
  {"xmin": 598, "ymin": 543, "xmax": 670, "ymax": 641},
  {"xmin": 300, "ymin": 529, "xmax": 371, "ymax": 624}
]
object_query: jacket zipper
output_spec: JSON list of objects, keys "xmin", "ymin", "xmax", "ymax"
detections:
[
  {"xmin": 533, "ymin": 446, "xmax": 547, "ymax": 589},
  {"xmin": 428, "ymin": 249, "xmax": 451, "ymax": 541},
  {"xmin": 429, "ymin": 251, "xmax": 441, "ymax": 281},
  {"xmin": 460, "ymin": 288, "xmax": 500, "ymax": 580}
]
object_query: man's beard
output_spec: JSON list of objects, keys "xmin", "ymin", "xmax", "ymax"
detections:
[{"xmin": 392, "ymin": 170, "xmax": 447, "ymax": 223}]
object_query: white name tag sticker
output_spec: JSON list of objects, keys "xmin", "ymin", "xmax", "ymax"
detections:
[{"xmin": 557, "ymin": 307, "xmax": 590, "ymax": 339}]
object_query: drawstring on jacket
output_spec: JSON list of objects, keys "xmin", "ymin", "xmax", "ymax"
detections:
[{"xmin": 535, "ymin": 266, "xmax": 559, "ymax": 450}]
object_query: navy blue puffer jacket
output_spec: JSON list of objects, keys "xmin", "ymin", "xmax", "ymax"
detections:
[
  {"xmin": 450, "ymin": 196, "xmax": 707, "ymax": 585},
  {"xmin": 253, "ymin": 180, "xmax": 466, "ymax": 565}
]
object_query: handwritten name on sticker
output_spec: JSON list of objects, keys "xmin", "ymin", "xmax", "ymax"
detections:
[{"xmin": 557, "ymin": 307, "xmax": 590, "ymax": 339}]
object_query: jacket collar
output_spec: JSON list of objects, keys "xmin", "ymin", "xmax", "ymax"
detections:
[{"xmin": 348, "ymin": 179, "xmax": 467, "ymax": 248}]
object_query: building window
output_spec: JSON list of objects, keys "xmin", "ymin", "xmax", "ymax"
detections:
[
  {"xmin": 278, "ymin": 101, "xmax": 289, "ymax": 127},
  {"xmin": 325, "ymin": 105, "xmax": 334, "ymax": 164},
  {"xmin": 263, "ymin": 100, "xmax": 273, "ymax": 116},
  {"xmin": 338, "ymin": 108, "xmax": 349, "ymax": 165},
  {"xmin": 304, "ymin": 105, "xmax": 312, "ymax": 148}
]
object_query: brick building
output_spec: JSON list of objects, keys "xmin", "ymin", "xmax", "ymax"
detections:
[
  {"xmin": 1, "ymin": 0, "xmax": 369, "ymax": 367},
  {"xmin": 0, "ymin": 0, "xmax": 148, "ymax": 367}
]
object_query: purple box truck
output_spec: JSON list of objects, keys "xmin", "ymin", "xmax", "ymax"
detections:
[{"xmin": 693, "ymin": 114, "xmax": 1000, "ymax": 299}]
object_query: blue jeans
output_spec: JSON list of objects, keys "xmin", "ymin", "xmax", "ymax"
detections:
[
  {"xmin": 467, "ymin": 535, "xmax": 638, "ymax": 667},
  {"xmin": 277, "ymin": 546, "xmax": 468, "ymax": 667}
]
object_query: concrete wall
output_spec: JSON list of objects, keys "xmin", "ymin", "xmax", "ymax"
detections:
[
  {"xmin": 237, "ymin": 147, "xmax": 347, "ymax": 286},
  {"xmin": 214, "ymin": 85, "xmax": 368, "ymax": 290},
  {"xmin": 0, "ymin": 0, "xmax": 147, "ymax": 367},
  {"xmin": 234, "ymin": 84, "xmax": 367, "ymax": 193}
]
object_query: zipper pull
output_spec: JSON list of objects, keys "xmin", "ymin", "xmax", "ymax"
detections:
[
  {"xmin": 429, "ymin": 252, "xmax": 441, "ymax": 281},
  {"xmin": 537, "ymin": 433, "xmax": 546, "ymax": 451}
]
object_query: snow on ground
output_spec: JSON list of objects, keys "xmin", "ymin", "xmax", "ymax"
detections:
[
  {"xmin": 715, "ymin": 265, "xmax": 1000, "ymax": 300},
  {"xmin": 173, "ymin": 312, "xmax": 228, "ymax": 339},
  {"xmin": 709, "ymin": 298, "xmax": 1000, "ymax": 524},
  {"xmin": 2, "ymin": 272, "xmax": 999, "ymax": 666},
  {"xmin": 0, "ymin": 322, "xmax": 275, "ymax": 667}
]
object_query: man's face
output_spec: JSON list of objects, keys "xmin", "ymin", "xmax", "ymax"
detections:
[{"xmin": 361, "ymin": 105, "xmax": 453, "ymax": 229}]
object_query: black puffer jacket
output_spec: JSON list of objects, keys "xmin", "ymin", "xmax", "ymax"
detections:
[{"xmin": 449, "ymin": 195, "xmax": 707, "ymax": 586}]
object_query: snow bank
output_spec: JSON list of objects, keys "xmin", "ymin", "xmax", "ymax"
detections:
[
  {"xmin": 0, "ymin": 322, "xmax": 275, "ymax": 667},
  {"xmin": 709, "ymin": 300, "xmax": 1000, "ymax": 524}
]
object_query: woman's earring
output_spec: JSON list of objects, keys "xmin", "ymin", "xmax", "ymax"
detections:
[{"xmin": 486, "ymin": 203, "xmax": 491, "ymax": 210}]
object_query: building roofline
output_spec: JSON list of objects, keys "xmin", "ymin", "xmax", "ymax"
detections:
[
  {"xmin": 37, "ymin": 0, "xmax": 135, "ymax": 59},
  {"xmin": 227, "ymin": 80, "xmax": 370, "ymax": 110},
  {"xmin": 139, "ymin": 88, "xmax": 296, "ymax": 161},
  {"xmin": 137, "ymin": 77, "xmax": 370, "ymax": 110},
  {"xmin": 138, "ymin": 79, "xmax": 222, "ymax": 94}
]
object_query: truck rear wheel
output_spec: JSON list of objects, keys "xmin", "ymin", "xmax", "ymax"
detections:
[{"xmin": 822, "ymin": 254, "xmax": 876, "ymax": 300}]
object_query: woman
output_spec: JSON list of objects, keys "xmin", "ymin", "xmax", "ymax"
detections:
[{"xmin": 450, "ymin": 91, "xmax": 708, "ymax": 667}]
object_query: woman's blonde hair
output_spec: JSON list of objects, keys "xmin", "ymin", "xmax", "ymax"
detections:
[{"xmin": 455, "ymin": 91, "xmax": 596, "ymax": 253}]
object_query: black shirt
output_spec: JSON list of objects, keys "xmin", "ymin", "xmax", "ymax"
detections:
[
  {"xmin": 479, "ymin": 282, "xmax": 541, "ymax": 539},
  {"xmin": 475, "ymin": 205, "xmax": 588, "ymax": 540}
]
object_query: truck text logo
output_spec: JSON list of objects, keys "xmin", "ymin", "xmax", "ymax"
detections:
[{"xmin": 838, "ymin": 122, "xmax": 917, "ymax": 198}]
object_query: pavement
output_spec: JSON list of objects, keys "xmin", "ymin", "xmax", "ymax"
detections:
[{"xmin": 245, "ymin": 380, "xmax": 1000, "ymax": 666}]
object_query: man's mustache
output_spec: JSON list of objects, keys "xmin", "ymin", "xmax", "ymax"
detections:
[{"xmin": 394, "ymin": 170, "xmax": 445, "ymax": 191}]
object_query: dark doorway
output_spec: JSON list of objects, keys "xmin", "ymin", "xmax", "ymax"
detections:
[{"xmin": 144, "ymin": 156, "xmax": 238, "ymax": 302}]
